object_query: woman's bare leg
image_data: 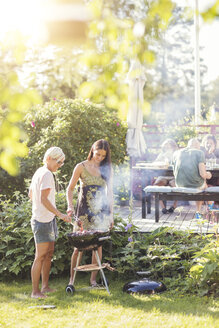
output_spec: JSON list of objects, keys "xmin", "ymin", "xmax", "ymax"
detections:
[
  {"xmin": 196, "ymin": 201, "xmax": 203, "ymax": 213},
  {"xmin": 90, "ymin": 246, "xmax": 102, "ymax": 285},
  {"xmin": 31, "ymin": 242, "xmax": 51, "ymax": 298},
  {"xmin": 69, "ymin": 248, "xmax": 83, "ymax": 285},
  {"xmin": 41, "ymin": 242, "xmax": 55, "ymax": 293}
]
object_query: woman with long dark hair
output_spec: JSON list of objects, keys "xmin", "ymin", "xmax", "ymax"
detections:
[
  {"xmin": 66, "ymin": 139, "xmax": 113, "ymax": 287},
  {"xmin": 200, "ymin": 134, "xmax": 219, "ymax": 164},
  {"xmin": 200, "ymin": 134, "xmax": 219, "ymax": 188}
]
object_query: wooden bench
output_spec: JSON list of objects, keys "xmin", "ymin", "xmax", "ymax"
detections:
[{"xmin": 142, "ymin": 186, "xmax": 219, "ymax": 222}]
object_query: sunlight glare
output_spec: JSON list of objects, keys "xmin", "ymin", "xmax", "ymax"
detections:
[{"xmin": 0, "ymin": 0, "xmax": 47, "ymax": 42}]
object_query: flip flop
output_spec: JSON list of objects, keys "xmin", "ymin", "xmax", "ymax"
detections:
[
  {"xmin": 168, "ymin": 206, "xmax": 175, "ymax": 213},
  {"xmin": 90, "ymin": 282, "xmax": 101, "ymax": 288}
]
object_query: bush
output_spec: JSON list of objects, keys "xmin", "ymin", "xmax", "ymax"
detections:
[
  {"xmin": 0, "ymin": 192, "xmax": 34, "ymax": 278},
  {"xmin": 0, "ymin": 191, "xmax": 76, "ymax": 279},
  {"xmin": 0, "ymin": 191, "xmax": 129, "ymax": 280},
  {"xmin": 0, "ymin": 99, "xmax": 127, "ymax": 197},
  {"xmin": 1, "ymin": 189, "xmax": 217, "ymax": 298},
  {"xmin": 165, "ymin": 122, "xmax": 197, "ymax": 148},
  {"xmin": 109, "ymin": 225, "xmax": 218, "ymax": 296},
  {"xmin": 187, "ymin": 238, "xmax": 219, "ymax": 296}
]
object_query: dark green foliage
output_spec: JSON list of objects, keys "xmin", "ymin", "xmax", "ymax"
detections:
[
  {"xmin": 0, "ymin": 98, "xmax": 127, "ymax": 196},
  {"xmin": 0, "ymin": 192, "xmax": 34, "ymax": 278},
  {"xmin": 0, "ymin": 191, "xmax": 75, "ymax": 279},
  {"xmin": 23, "ymin": 47, "xmax": 83, "ymax": 102},
  {"xmin": 187, "ymin": 239, "xmax": 219, "ymax": 296},
  {"xmin": 165, "ymin": 123, "xmax": 197, "ymax": 148},
  {"xmin": 110, "ymin": 226, "xmax": 197, "ymax": 279},
  {"xmin": 108, "ymin": 224, "xmax": 218, "ymax": 296},
  {"xmin": 1, "ymin": 191, "xmax": 218, "ymax": 296}
]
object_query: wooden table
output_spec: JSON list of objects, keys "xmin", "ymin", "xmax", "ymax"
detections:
[{"xmin": 132, "ymin": 164, "xmax": 219, "ymax": 183}]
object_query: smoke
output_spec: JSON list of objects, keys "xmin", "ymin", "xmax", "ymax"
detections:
[
  {"xmin": 149, "ymin": 93, "xmax": 194, "ymax": 125},
  {"xmin": 113, "ymin": 163, "xmax": 130, "ymax": 204}
]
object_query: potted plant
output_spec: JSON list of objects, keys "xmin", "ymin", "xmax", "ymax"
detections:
[{"xmin": 115, "ymin": 184, "xmax": 130, "ymax": 206}]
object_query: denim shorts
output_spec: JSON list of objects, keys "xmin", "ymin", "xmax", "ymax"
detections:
[{"xmin": 31, "ymin": 218, "xmax": 58, "ymax": 244}]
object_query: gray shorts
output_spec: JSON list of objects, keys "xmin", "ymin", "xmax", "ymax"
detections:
[{"xmin": 31, "ymin": 218, "xmax": 58, "ymax": 244}]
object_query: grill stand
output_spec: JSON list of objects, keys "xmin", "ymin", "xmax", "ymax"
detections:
[
  {"xmin": 70, "ymin": 248, "xmax": 110, "ymax": 295},
  {"xmin": 66, "ymin": 233, "xmax": 111, "ymax": 295}
]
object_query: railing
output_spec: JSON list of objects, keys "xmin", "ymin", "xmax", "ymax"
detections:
[
  {"xmin": 142, "ymin": 124, "xmax": 219, "ymax": 135},
  {"xmin": 142, "ymin": 124, "xmax": 219, "ymax": 151}
]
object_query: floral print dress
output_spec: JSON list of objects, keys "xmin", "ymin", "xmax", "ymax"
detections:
[{"xmin": 75, "ymin": 164, "xmax": 110, "ymax": 232}]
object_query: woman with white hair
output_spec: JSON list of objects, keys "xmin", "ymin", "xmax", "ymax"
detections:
[{"xmin": 29, "ymin": 146, "xmax": 71, "ymax": 299}]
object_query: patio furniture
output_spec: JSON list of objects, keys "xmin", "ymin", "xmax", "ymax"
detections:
[{"xmin": 142, "ymin": 186, "xmax": 219, "ymax": 222}]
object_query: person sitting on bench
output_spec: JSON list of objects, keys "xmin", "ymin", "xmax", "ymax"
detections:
[
  {"xmin": 153, "ymin": 138, "xmax": 178, "ymax": 214},
  {"xmin": 200, "ymin": 134, "xmax": 219, "ymax": 188},
  {"xmin": 200, "ymin": 134, "xmax": 219, "ymax": 164},
  {"xmin": 172, "ymin": 138, "xmax": 212, "ymax": 219}
]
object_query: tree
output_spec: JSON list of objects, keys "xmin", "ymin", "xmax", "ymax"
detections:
[
  {"xmin": 201, "ymin": 0, "xmax": 219, "ymax": 21},
  {"xmin": 1, "ymin": 0, "xmax": 218, "ymax": 176},
  {"xmin": 0, "ymin": 99, "xmax": 127, "ymax": 196},
  {"xmin": 78, "ymin": 0, "xmax": 176, "ymax": 119},
  {"xmin": 0, "ymin": 33, "xmax": 41, "ymax": 175},
  {"xmin": 201, "ymin": 76, "xmax": 219, "ymax": 124},
  {"xmin": 78, "ymin": 0, "xmax": 218, "ymax": 122},
  {"xmin": 20, "ymin": 46, "xmax": 85, "ymax": 102},
  {"xmin": 143, "ymin": 6, "xmax": 208, "ymax": 124}
]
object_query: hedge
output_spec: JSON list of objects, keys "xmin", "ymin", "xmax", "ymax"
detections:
[{"xmin": 0, "ymin": 99, "xmax": 127, "ymax": 197}]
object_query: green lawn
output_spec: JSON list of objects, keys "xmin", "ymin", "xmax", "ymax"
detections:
[{"xmin": 0, "ymin": 276, "xmax": 219, "ymax": 328}]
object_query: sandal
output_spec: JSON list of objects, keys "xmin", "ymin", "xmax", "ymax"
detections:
[
  {"xmin": 195, "ymin": 212, "xmax": 203, "ymax": 220},
  {"xmin": 90, "ymin": 282, "xmax": 101, "ymax": 288},
  {"xmin": 168, "ymin": 206, "xmax": 175, "ymax": 213},
  {"xmin": 162, "ymin": 208, "xmax": 168, "ymax": 214}
]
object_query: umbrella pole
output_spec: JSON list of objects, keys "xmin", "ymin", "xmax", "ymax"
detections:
[{"xmin": 129, "ymin": 156, "xmax": 134, "ymax": 212}]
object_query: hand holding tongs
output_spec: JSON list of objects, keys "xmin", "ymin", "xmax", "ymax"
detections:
[{"xmin": 70, "ymin": 215, "xmax": 83, "ymax": 231}]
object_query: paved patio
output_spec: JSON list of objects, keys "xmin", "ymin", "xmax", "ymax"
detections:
[{"xmin": 114, "ymin": 200, "xmax": 219, "ymax": 234}]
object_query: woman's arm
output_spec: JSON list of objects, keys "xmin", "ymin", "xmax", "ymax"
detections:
[
  {"xmin": 28, "ymin": 189, "xmax": 32, "ymax": 201},
  {"xmin": 41, "ymin": 189, "xmax": 71, "ymax": 222},
  {"xmin": 214, "ymin": 148, "xmax": 219, "ymax": 164},
  {"xmin": 66, "ymin": 163, "xmax": 82, "ymax": 216},
  {"xmin": 199, "ymin": 163, "xmax": 212, "ymax": 180}
]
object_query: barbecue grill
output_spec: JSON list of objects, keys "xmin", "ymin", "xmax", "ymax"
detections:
[{"xmin": 66, "ymin": 230, "xmax": 111, "ymax": 295}]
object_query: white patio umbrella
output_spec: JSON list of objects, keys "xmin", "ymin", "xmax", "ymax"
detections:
[{"xmin": 126, "ymin": 59, "xmax": 147, "ymax": 158}]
